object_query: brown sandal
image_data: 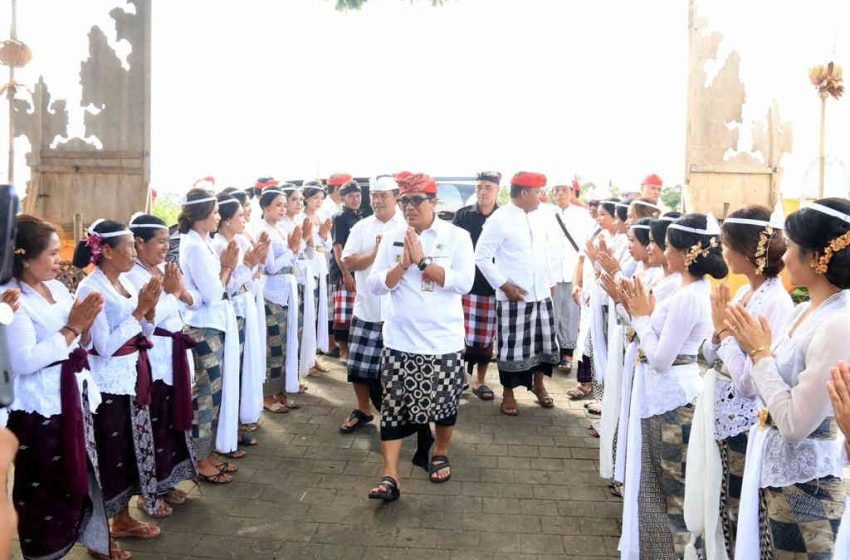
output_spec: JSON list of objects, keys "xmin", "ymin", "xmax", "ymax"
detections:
[
  {"xmin": 567, "ymin": 384, "xmax": 593, "ymax": 400},
  {"xmin": 88, "ymin": 543, "xmax": 131, "ymax": 560},
  {"xmin": 110, "ymin": 520, "xmax": 161, "ymax": 540}
]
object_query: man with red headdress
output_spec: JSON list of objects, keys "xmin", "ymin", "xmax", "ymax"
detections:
[
  {"xmin": 366, "ymin": 173, "xmax": 474, "ymax": 501},
  {"xmin": 640, "ymin": 173, "xmax": 663, "ymax": 204},
  {"xmin": 475, "ymin": 171, "xmax": 560, "ymax": 416}
]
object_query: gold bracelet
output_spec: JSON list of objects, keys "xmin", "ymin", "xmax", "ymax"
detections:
[
  {"xmin": 748, "ymin": 346, "xmax": 769, "ymax": 359},
  {"xmin": 714, "ymin": 327, "xmax": 730, "ymax": 339}
]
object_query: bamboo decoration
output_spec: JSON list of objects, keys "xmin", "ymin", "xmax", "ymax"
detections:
[{"xmin": 809, "ymin": 61, "xmax": 844, "ymax": 198}]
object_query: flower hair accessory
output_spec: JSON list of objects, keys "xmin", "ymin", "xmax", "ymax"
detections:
[
  {"xmin": 811, "ymin": 229, "xmax": 850, "ymax": 274},
  {"xmin": 684, "ymin": 236, "xmax": 719, "ymax": 267},
  {"xmin": 85, "ymin": 231, "xmax": 105, "ymax": 265}
]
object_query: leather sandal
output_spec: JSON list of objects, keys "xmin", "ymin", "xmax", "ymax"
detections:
[{"xmin": 368, "ymin": 476, "xmax": 400, "ymax": 501}]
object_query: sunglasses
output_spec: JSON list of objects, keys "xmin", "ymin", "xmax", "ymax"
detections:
[{"xmin": 398, "ymin": 196, "xmax": 433, "ymax": 208}]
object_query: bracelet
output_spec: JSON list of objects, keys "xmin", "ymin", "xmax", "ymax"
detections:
[
  {"xmin": 63, "ymin": 324, "xmax": 81, "ymax": 337},
  {"xmin": 748, "ymin": 346, "xmax": 769, "ymax": 359},
  {"xmin": 714, "ymin": 327, "xmax": 731, "ymax": 340}
]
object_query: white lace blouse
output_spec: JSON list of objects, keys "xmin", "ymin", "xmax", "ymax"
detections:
[
  {"xmin": 751, "ymin": 290, "xmax": 850, "ymax": 487},
  {"xmin": 632, "ymin": 279, "xmax": 712, "ymax": 417},
  {"xmin": 76, "ymin": 268, "xmax": 152, "ymax": 396},
  {"xmin": 4, "ymin": 279, "xmax": 101, "ymax": 416},
  {"xmin": 124, "ymin": 262, "xmax": 193, "ymax": 386},
  {"xmin": 210, "ymin": 234, "xmax": 256, "ymax": 317},
  {"xmin": 257, "ymin": 220, "xmax": 296, "ymax": 308},
  {"xmin": 702, "ymin": 277, "xmax": 795, "ymax": 440}
]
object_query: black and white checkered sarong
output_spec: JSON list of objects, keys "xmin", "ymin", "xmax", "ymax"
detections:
[
  {"xmin": 379, "ymin": 348, "xmax": 465, "ymax": 441},
  {"xmin": 346, "ymin": 315, "xmax": 384, "ymax": 383},
  {"xmin": 496, "ymin": 298, "xmax": 560, "ymax": 372}
]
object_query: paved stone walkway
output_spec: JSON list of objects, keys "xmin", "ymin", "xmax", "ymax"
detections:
[{"xmin": 14, "ymin": 359, "xmax": 621, "ymax": 560}]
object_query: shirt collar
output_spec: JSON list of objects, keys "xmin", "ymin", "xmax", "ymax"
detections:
[{"xmin": 472, "ymin": 202, "xmax": 498, "ymax": 216}]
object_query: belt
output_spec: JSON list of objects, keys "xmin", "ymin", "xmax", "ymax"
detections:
[
  {"xmin": 89, "ymin": 334, "xmax": 154, "ymax": 406},
  {"xmin": 47, "ymin": 347, "xmax": 90, "ymax": 498},
  {"xmin": 153, "ymin": 327, "xmax": 198, "ymax": 431},
  {"xmin": 267, "ymin": 266, "xmax": 294, "ymax": 276},
  {"xmin": 637, "ymin": 352, "xmax": 697, "ymax": 366}
]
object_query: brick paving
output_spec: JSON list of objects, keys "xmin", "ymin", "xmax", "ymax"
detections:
[{"xmin": 13, "ymin": 359, "xmax": 621, "ymax": 560}]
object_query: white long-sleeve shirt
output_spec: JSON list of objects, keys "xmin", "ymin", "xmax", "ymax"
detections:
[
  {"xmin": 256, "ymin": 219, "xmax": 297, "ymax": 307},
  {"xmin": 4, "ymin": 279, "xmax": 101, "ymax": 416},
  {"xmin": 549, "ymin": 203, "xmax": 595, "ymax": 283},
  {"xmin": 342, "ymin": 211, "xmax": 407, "ymax": 323},
  {"xmin": 475, "ymin": 202, "xmax": 556, "ymax": 303},
  {"xmin": 124, "ymin": 262, "xmax": 197, "ymax": 386},
  {"xmin": 368, "ymin": 217, "xmax": 475, "ymax": 355},
  {"xmin": 179, "ymin": 229, "xmax": 229, "ymax": 331},
  {"xmin": 76, "ymin": 268, "xmax": 154, "ymax": 396}
]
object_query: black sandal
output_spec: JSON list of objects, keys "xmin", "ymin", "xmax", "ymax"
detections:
[
  {"xmin": 368, "ymin": 476, "xmax": 400, "ymax": 501},
  {"xmin": 429, "ymin": 455, "xmax": 452, "ymax": 484},
  {"xmin": 339, "ymin": 409, "xmax": 374, "ymax": 434}
]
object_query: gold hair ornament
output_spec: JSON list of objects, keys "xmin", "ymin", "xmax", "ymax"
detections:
[
  {"xmin": 754, "ymin": 226, "xmax": 774, "ymax": 276},
  {"xmin": 811, "ymin": 229, "xmax": 850, "ymax": 274},
  {"xmin": 14, "ymin": 248, "xmax": 25, "ymax": 256},
  {"xmin": 684, "ymin": 237, "xmax": 719, "ymax": 267}
]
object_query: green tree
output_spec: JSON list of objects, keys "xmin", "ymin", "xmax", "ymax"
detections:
[
  {"xmin": 660, "ymin": 184, "xmax": 683, "ymax": 212},
  {"xmin": 152, "ymin": 195, "xmax": 181, "ymax": 227}
]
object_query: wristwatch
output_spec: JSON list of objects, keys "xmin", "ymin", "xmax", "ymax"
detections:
[{"xmin": 417, "ymin": 257, "xmax": 433, "ymax": 271}]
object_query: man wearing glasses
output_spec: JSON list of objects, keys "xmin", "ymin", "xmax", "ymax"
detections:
[
  {"xmin": 366, "ymin": 173, "xmax": 474, "ymax": 501},
  {"xmin": 338, "ymin": 176, "xmax": 406, "ymax": 434},
  {"xmin": 452, "ymin": 171, "xmax": 501, "ymax": 401},
  {"xmin": 475, "ymin": 171, "xmax": 560, "ymax": 417}
]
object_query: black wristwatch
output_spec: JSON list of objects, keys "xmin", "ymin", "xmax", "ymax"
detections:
[{"xmin": 417, "ymin": 257, "xmax": 433, "ymax": 271}]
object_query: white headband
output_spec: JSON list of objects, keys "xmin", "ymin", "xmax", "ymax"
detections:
[
  {"xmin": 667, "ymin": 213, "xmax": 721, "ymax": 236},
  {"xmin": 723, "ymin": 200, "xmax": 785, "ymax": 229},
  {"xmin": 630, "ymin": 224, "xmax": 651, "ymax": 230},
  {"xmin": 260, "ymin": 189, "xmax": 284, "ymax": 198},
  {"xmin": 658, "ymin": 216, "xmax": 678, "ymax": 222},
  {"xmin": 614, "ymin": 202, "xmax": 630, "ymax": 209},
  {"xmin": 804, "ymin": 201, "xmax": 850, "ymax": 225},
  {"xmin": 217, "ymin": 198, "xmax": 240, "ymax": 207},
  {"xmin": 181, "ymin": 196, "xmax": 216, "ymax": 206},
  {"xmin": 631, "ymin": 199, "xmax": 660, "ymax": 211},
  {"xmin": 87, "ymin": 219, "xmax": 132, "ymax": 238},
  {"xmin": 129, "ymin": 222, "xmax": 168, "ymax": 230}
]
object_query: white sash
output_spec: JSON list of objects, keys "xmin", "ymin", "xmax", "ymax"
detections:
[
  {"xmin": 589, "ymin": 287, "xmax": 608, "ymax": 384},
  {"xmin": 284, "ymin": 274, "xmax": 300, "ymax": 393},
  {"xmin": 835, "ymin": 495, "xmax": 850, "ymax": 559},
  {"xmin": 614, "ymin": 342, "xmax": 638, "ymax": 483},
  {"xmin": 298, "ymin": 265, "xmax": 317, "ymax": 378},
  {"xmin": 619, "ymin": 361, "xmax": 644, "ymax": 560},
  {"xmin": 599, "ymin": 304, "xmax": 624, "ymax": 479},
  {"xmin": 235, "ymin": 291, "xmax": 263, "ymax": 425},
  {"xmin": 215, "ymin": 300, "xmax": 241, "ymax": 453},
  {"xmin": 683, "ymin": 368, "xmax": 728, "ymax": 560},
  {"xmin": 253, "ymin": 285, "xmax": 267, "ymax": 381},
  {"xmin": 316, "ymin": 272, "xmax": 329, "ymax": 353},
  {"xmin": 734, "ymin": 424, "xmax": 769, "ymax": 560}
]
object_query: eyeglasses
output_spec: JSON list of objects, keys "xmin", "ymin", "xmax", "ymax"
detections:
[{"xmin": 398, "ymin": 196, "xmax": 433, "ymax": 208}]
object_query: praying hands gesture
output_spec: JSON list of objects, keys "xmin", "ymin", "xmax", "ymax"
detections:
[
  {"xmin": 134, "ymin": 277, "xmax": 162, "ymax": 322},
  {"xmin": 0, "ymin": 289, "xmax": 20, "ymax": 314},
  {"xmin": 584, "ymin": 239, "xmax": 599, "ymax": 264},
  {"xmin": 162, "ymin": 262, "xmax": 184, "ymax": 296},
  {"xmin": 302, "ymin": 218, "xmax": 315, "ymax": 246},
  {"xmin": 600, "ymin": 272, "xmax": 623, "ymax": 304},
  {"xmin": 710, "ymin": 283, "xmax": 732, "ymax": 341},
  {"xmin": 244, "ymin": 234, "xmax": 270, "ymax": 268},
  {"xmin": 724, "ymin": 304, "xmax": 772, "ymax": 360},
  {"xmin": 405, "ymin": 228, "xmax": 424, "ymax": 265},
  {"xmin": 66, "ymin": 292, "xmax": 104, "ymax": 344},
  {"xmin": 319, "ymin": 219, "xmax": 333, "ymax": 241},
  {"xmin": 621, "ymin": 276, "xmax": 654, "ymax": 318},
  {"xmin": 598, "ymin": 252, "xmax": 621, "ymax": 278},
  {"xmin": 828, "ymin": 362, "xmax": 850, "ymax": 452},
  {"xmin": 288, "ymin": 225, "xmax": 303, "ymax": 253}
]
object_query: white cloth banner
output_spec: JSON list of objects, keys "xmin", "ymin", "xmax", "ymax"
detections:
[
  {"xmin": 734, "ymin": 424, "xmax": 769, "ymax": 560},
  {"xmin": 236, "ymin": 291, "xmax": 263, "ymax": 425},
  {"xmin": 619, "ymin": 362, "xmax": 644, "ymax": 560},
  {"xmin": 599, "ymin": 304, "xmax": 624, "ymax": 479}
]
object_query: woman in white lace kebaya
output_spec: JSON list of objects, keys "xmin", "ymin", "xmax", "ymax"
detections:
[
  {"xmin": 619, "ymin": 213, "xmax": 727, "ymax": 560},
  {"xmin": 726, "ymin": 198, "xmax": 850, "ymax": 560},
  {"xmin": 5, "ymin": 216, "xmax": 114, "ymax": 559},
  {"xmin": 74, "ymin": 219, "xmax": 167, "ymax": 546},
  {"xmin": 683, "ymin": 205, "xmax": 794, "ymax": 559}
]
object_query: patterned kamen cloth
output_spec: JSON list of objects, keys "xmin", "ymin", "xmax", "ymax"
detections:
[
  {"xmin": 92, "ymin": 393, "xmax": 159, "ymax": 517},
  {"xmin": 332, "ymin": 281, "xmax": 356, "ymax": 336},
  {"xmin": 263, "ymin": 300, "xmax": 288, "ymax": 396},
  {"xmin": 186, "ymin": 326, "xmax": 225, "ymax": 458},
  {"xmin": 7, "ymin": 387, "xmax": 110, "ymax": 559},
  {"xmin": 638, "ymin": 404, "xmax": 696, "ymax": 560},
  {"xmin": 718, "ymin": 431, "xmax": 748, "ymax": 556},
  {"xmin": 346, "ymin": 315, "xmax": 384, "ymax": 383},
  {"xmin": 496, "ymin": 299, "xmax": 559, "ymax": 389},
  {"xmin": 758, "ymin": 476, "xmax": 846, "ymax": 559},
  {"xmin": 462, "ymin": 293, "xmax": 497, "ymax": 363},
  {"xmin": 148, "ymin": 380, "xmax": 197, "ymax": 494},
  {"xmin": 552, "ymin": 281, "xmax": 580, "ymax": 351},
  {"xmin": 379, "ymin": 348, "xmax": 465, "ymax": 441}
]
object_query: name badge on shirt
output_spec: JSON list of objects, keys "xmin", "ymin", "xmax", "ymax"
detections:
[{"xmin": 422, "ymin": 276, "xmax": 436, "ymax": 292}]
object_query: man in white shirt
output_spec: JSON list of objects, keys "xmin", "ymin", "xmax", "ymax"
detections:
[
  {"xmin": 366, "ymin": 173, "xmax": 474, "ymax": 501},
  {"xmin": 338, "ymin": 176, "xmax": 406, "ymax": 434},
  {"xmin": 475, "ymin": 171, "xmax": 560, "ymax": 417},
  {"xmin": 549, "ymin": 179, "xmax": 594, "ymax": 371}
]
